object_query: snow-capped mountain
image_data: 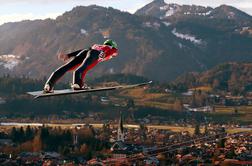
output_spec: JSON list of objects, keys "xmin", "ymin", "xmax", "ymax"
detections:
[
  {"xmin": 135, "ymin": 0, "xmax": 252, "ymax": 21},
  {"xmin": 135, "ymin": 0, "xmax": 213, "ymax": 19},
  {"xmin": 0, "ymin": 2, "xmax": 252, "ymax": 82}
]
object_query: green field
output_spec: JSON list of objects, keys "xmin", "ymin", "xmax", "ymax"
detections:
[{"xmin": 214, "ymin": 106, "xmax": 252, "ymax": 123}]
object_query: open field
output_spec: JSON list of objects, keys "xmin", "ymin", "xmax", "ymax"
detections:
[
  {"xmin": 189, "ymin": 86, "xmax": 212, "ymax": 92},
  {"xmin": 214, "ymin": 106, "xmax": 252, "ymax": 114},
  {"xmin": 135, "ymin": 101, "xmax": 174, "ymax": 110},
  {"xmin": 226, "ymin": 128, "xmax": 252, "ymax": 134},
  {"xmin": 213, "ymin": 106, "xmax": 252, "ymax": 123},
  {"xmin": 120, "ymin": 88, "xmax": 168, "ymax": 100},
  {"xmin": 214, "ymin": 106, "xmax": 235, "ymax": 114},
  {"xmin": 119, "ymin": 87, "xmax": 174, "ymax": 109}
]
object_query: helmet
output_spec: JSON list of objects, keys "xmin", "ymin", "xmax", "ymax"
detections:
[{"xmin": 103, "ymin": 39, "xmax": 118, "ymax": 49}]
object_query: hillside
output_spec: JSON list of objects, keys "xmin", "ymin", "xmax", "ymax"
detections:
[
  {"xmin": 0, "ymin": 74, "xmax": 252, "ymax": 124},
  {"xmin": 0, "ymin": 75, "xmax": 189, "ymax": 123},
  {"xmin": 175, "ymin": 62, "xmax": 252, "ymax": 94},
  {"xmin": 0, "ymin": 2, "xmax": 252, "ymax": 82}
]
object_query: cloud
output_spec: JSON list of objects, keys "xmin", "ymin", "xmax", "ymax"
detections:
[
  {"xmin": 234, "ymin": 2, "xmax": 252, "ymax": 9},
  {"xmin": 0, "ymin": 12, "xmax": 61, "ymax": 25}
]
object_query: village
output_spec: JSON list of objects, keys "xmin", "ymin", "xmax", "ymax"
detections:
[{"xmin": 0, "ymin": 112, "xmax": 251, "ymax": 165}]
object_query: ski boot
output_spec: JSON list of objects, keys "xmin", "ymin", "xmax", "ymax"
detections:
[
  {"xmin": 71, "ymin": 83, "xmax": 90, "ymax": 90},
  {"xmin": 43, "ymin": 84, "xmax": 54, "ymax": 93}
]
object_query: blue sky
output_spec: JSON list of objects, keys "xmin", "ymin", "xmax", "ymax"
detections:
[{"xmin": 0, "ymin": 0, "xmax": 252, "ymax": 25}]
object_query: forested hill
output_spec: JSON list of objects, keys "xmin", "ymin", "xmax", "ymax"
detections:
[
  {"xmin": 0, "ymin": 74, "xmax": 189, "ymax": 122},
  {"xmin": 0, "ymin": 74, "xmax": 147, "ymax": 117},
  {"xmin": 174, "ymin": 62, "xmax": 252, "ymax": 94},
  {"xmin": 0, "ymin": 74, "xmax": 149, "ymax": 96}
]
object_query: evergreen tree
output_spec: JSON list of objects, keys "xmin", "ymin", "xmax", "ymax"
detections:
[
  {"xmin": 101, "ymin": 123, "xmax": 110, "ymax": 141},
  {"xmin": 127, "ymin": 99, "xmax": 135, "ymax": 108},
  {"xmin": 228, "ymin": 72, "xmax": 241, "ymax": 95},
  {"xmin": 234, "ymin": 107, "xmax": 239, "ymax": 114},
  {"xmin": 25, "ymin": 126, "xmax": 34, "ymax": 141},
  {"xmin": 40, "ymin": 126, "xmax": 50, "ymax": 149},
  {"xmin": 139, "ymin": 123, "xmax": 147, "ymax": 142},
  {"xmin": 204, "ymin": 124, "xmax": 209, "ymax": 135},
  {"xmin": 212, "ymin": 79, "xmax": 220, "ymax": 91},
  {"xmin": 173, "ymin": 98, "xmax": 183, "ymax": 111},
  {"xmin": 194, "ymin": 123, "xmax": 200, "ymax": 135},
  {"xmin": 64, "ymin": 130, "xmax": 72, "ymax": 144},
  {"xmin": 10, "ymin": 127, "xmax": 18, "ymax": 143},
  {"xmin": 19, "ymin": 127, "xmax": 25, "ymax": 143},
  {"xmin": 218, "ymin": 138, "xmax": 226, "ymax": 148}
]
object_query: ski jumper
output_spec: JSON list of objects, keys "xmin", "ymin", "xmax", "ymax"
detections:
[{"xmin": 45, "ymin": 44, "xmax": 118, "ymax": 88}]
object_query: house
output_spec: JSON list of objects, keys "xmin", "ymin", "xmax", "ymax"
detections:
[
  {"xmin": 0, "ymin": 139, "xmax": 13, "ymax": 146},
  {"xmin": 110, "ymin": 141, "xmax": 143, "ymax": 159},
  {"xmin": 144, "ymin": 156, "xmax": 159, "ymax": 165},
  {"xmin": 223, "ymin": 95, "xmax": 248, "ymax": 106},
  {"xmin": 100, "ymin": 97, "xmax": 110, "ymax": 105},
  {"xmin": 183, "ymin": 104, "xmax": 214, "ymax": 112},
  {"xmin": 182, "ymin": 90, "xmax": 194, "ymax": 96}
]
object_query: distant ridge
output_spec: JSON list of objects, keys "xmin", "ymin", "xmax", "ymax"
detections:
[{"xmin": 0, "ymin": 3, "xmax": 251, "ymax": 82}]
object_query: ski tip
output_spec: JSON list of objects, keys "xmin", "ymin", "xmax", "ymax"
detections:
[{"xmin": 26, "ymin": 92, "xmax": 33, "ymax": 95}]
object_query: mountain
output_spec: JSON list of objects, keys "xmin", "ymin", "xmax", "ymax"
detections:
[
  {"xmin": 135, "ymin": 0, "xmax": 252, "ymax": 31},
  {"xmin": 135, "ymin": 0, "xmax": 167, "ymax": 18},
  {"xmin": 0, "ymin": 5, "xmax": 182, "ymax": 82},
  {"xmin": 135, "ymin": 0, "xmax": 212, "ymax": 19},
  {"xmin": 135, "ymin": 0, "xmax": 252, "ymax": 21},
  {"xmin": 0, "ymin": 3, "xmax": 252, "ymax": 82}
]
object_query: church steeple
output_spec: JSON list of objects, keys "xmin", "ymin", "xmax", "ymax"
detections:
[{"xmin": 117, "ymin": 111, "xmax": 124, "ymax": 142}]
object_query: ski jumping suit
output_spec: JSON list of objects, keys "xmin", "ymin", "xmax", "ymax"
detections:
[{"xmin": 45, "ymin": 44, "xmax": 118, "ymax": 88}]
